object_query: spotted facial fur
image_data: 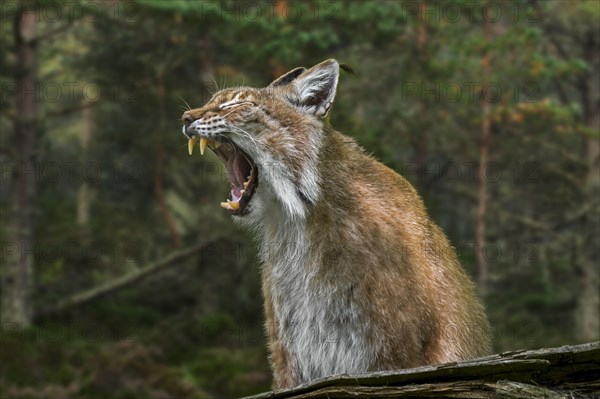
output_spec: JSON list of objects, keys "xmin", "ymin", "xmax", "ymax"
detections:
[{"xmin": 181, "ymin": 60, "xmax": 339, "ymax": 220}]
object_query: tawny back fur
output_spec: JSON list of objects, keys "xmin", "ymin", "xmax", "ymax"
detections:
[{"xmin": 181, "ymin": 59, "xmax": 491, "ymax": 389}]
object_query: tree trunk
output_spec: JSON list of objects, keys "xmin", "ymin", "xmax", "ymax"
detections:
[
  {"xmin": 476, "ymin": 4, "xmax": 492, "ymax": 297},
  {"xmin": 154, "ymin": 71, "xmax": 181, "ymax": 249},
  {"xmin": 275, "ymin": 0, "xmax": 288, "ymax": 20},
  {"xmin": 271, "ymin": 0, "xmax": 288, "ymax": 78},
  {"xmin": 77, "ymin": 101, "xmax": 93, "ymax": 238},
  {"xmin": 575, "ymin": 30, "xmax": 600, "ymax": 343},
  {"xmin": 414, "ymin": 0, "xmax": 429, "ymax": 187},
  {"xmin": 1, "ymin": 2, "xmax": 37, "ymax": 328}
]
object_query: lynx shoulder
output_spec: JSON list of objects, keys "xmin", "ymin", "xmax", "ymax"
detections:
[{"xmin": 181, "ymin": 59, "xmax": 492, "ymax": 389}]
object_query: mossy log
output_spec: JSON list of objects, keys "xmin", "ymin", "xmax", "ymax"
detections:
[{"xmin": 244, "ymin": 342, "xmax": 600, "ymax": 399}]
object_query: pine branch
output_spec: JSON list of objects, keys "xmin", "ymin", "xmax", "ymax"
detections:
[{"xmin": 36, "ymin": 240, "xmax": 218, "ymax": 319}]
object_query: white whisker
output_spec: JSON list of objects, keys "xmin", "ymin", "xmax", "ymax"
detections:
[
  {"xmin": 209, "ymin": 74, "xmax": 219, "ymax": 92},
  {"xmin": 226, "ymin": 124, "xmax": 262, "ymax": 152},
  {"xmin": 177, "ymin": 94, "xmax": 192, "ymax": 111}
]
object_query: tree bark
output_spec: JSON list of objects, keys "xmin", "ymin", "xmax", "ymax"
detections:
[
  {"xmin": 414, "ymin": 0, "xmax": 429, "ymax": 187},
  {"xmin": 275, "ymin": 0, "xmax": 287, "ymax": 18},
  {"xmin": 476, "ymin": 3, "xmax": 492, "ymax": 297},
  {"xmin": 1, "ymin": 2, "xmax": 37, "ymax": 328},
  {"xmin": 243, "ymin": 342, "xmax": 600, "ymax": 399},
  {"xmin": 270, "ymin": 0, "xmax": 288, "ymax": 78},
  {"xmin": 154, "ymin": 71, "xmax": 181, "ymax": 249},
  {"xmin": 575, "ymin": 29, "xmax": 600, "ymax": 343},
  {"xmin": 77, "ymin": 101, "xmax": 93, "ymax": 238}
]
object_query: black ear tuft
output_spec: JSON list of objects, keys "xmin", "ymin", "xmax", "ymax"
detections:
[
  {"xmin": 269, "ymin": 67, "xmax": 307, "ymax": 87},
  {"xmin": 339, "ymin": 63, "xmax": 357, "ymax": 76}
]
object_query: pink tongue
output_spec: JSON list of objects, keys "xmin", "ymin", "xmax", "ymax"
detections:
[
  {"xmin": 233, "ymin": 153, "xmax": 246, "ymax": 187},
  {"xmin": 231, "ymin": 187, "xmax": 243, "ymax": 202},
  {"xmin": 226, "ymin": 153, "xmax": 246, "ymax": 202},
  {"xmin": 225, "ymin": 156, "xmax": 240, "ymax": 187}
]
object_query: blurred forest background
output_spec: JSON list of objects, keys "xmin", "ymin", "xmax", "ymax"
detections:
[{"xmin": 1, "ymin": 0, "xmax": 598, "ymax": 398}]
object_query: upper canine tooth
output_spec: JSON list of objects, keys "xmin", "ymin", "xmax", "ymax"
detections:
[
  {"xmin": 199, "ymin": 137, "xmax": 208, "ymax": 155},
  {"xmin": 188, "ymin": 138, "xmax": 195, "ymax": 155},
  {"xmin": 243, "ymin": 181, "xmax": 249, "ymax": 188},
  {"xmin": 228, "ymin": 200, "xmax": 240, "ymax": 210},
  {"xmin": 220, "ymin": 202, "xmax": 230, "ymax": 209}
]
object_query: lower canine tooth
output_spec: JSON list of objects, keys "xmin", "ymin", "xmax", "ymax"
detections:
[
  {"xmin": 199, "ymin": 137, "xmax": 208, "ymax": 155},
  {"xmin": 188, "ymin": 138, "xmax": 195, "ymax": 155},
  {"xmin": 213, "ymin": 141, "xmax": 222, "ymax": 149},
  {"xmin": 243, "ymin": 181, "xmax": 249, "ymax": 188},
  {"xmin": 220, "ymin": 200, "xmax": 240, "ymax": 211}
]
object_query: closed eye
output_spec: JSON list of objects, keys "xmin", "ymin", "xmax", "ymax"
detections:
[{"xmin": 220, "ymin": 101, "xmax": 254, "ymax": 110}]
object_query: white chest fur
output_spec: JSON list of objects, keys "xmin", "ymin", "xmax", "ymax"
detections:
[{"xmin": 260, "ymin": 219, "xmax": 376, "ymax": 382}]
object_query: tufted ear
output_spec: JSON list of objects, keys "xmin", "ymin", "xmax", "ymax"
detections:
[
  {"xmin": 288, "ymin": 59, "xmax": 340, "ymax": 118},
  {"xmin": 269, "ymin": 67, "xmax": 307, "ymax": 87}
]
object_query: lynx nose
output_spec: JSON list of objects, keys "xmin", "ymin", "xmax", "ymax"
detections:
[{"xmin": 182, "ymin": 111, "xmax": 196, "ymax": 127}]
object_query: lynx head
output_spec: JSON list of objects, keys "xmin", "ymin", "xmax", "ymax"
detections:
[{"xmin": 181, "ymin": 59, "xmax": 340, "ymax": 224}]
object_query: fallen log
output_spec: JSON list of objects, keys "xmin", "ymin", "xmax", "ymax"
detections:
[{"xmin": 244, "ymin": 342, "xmax": 600, "ymax": 399}]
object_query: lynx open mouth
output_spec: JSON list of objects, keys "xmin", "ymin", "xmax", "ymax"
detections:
[{"xmin": 187, "ymin": 137, "xmax": 257, "ymax": 215}]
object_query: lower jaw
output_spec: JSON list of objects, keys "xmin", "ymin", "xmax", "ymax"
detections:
[{"xmin": 186, "ymin": 137, "xmax": 258, "ymax": 215}]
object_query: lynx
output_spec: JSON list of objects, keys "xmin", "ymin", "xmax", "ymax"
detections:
[{"xmin": 181, "ymin": 59, "xmax": 491, "ymax": 389}]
